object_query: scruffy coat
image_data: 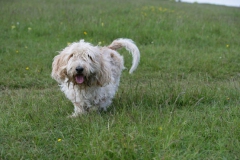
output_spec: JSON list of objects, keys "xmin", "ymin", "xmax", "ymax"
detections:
[{"xmin": 51, "ymin": 38, "xmax": 140, "ymax": 117}]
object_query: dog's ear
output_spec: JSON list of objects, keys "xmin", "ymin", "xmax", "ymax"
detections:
[
  {"xmin": 51, "ymin": 52, "xmax": 72, "ymax": 83},
  {"xmin": 96, "ymin": 56, "xmax": 111, "ymax": 86}
]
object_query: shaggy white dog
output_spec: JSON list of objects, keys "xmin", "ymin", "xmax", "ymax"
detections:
[{"xmin": 51, "ymin": 38, "xmax": 140, "ymax": 117}]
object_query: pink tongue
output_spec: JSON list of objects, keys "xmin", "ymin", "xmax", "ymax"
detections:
[{"xmin": 76, "ymin": 75, "xmax": 84, "ymax": 84}]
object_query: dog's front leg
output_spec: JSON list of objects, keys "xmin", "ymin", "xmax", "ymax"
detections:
[{"xmin": 69, "ymin": 103, "xmax": 86, "ymax": 117}]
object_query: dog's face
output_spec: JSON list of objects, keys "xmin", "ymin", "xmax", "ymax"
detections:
[
  {"xmin": 52, "ymin": 40, "xmax": 111, "ymax": 87},
  {"xmin": 66, "ymin": 47, "xmax": 101, "ymax": 86}
]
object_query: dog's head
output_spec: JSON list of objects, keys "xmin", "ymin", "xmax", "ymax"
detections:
[{"xmin": 51, "ymin": 40, "xmax": 111, "ymax": 87}]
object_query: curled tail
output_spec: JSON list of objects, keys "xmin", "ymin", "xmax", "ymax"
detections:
[{"xmin": 108, "ymin": 38, "xmax": 140, "ymax": 74}]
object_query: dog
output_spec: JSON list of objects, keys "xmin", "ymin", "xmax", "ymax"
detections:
[{"xmin": 51, "ymin": 38, "xmax": 140, "ymax": 117}]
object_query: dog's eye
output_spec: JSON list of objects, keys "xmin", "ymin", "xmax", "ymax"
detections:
[{"xmin": 88, "ymin": 55, "xmax": 93, "ymax": 61}]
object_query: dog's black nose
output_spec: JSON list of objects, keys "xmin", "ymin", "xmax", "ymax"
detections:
[{"xmin": 76, "ymin": 66, "xmax": 84, "ymax": 73}]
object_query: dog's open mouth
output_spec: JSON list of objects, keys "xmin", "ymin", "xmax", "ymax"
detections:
[{"xmin": 75, "ymin": 74, "xmax": 84, "ymax": 84}]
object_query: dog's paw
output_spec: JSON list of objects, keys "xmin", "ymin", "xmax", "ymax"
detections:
[
  {"xmin": 67, "ymin": 111, "xmax": 86, "ymax": 118},
  {"xmin": 67, "ymin": 113, "xmax": 78, "ymax": 118}
]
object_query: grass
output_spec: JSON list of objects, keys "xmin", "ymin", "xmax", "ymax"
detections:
[{"xmin": 0, "ymin": 0, "xmax": 240, "ymax": 159}]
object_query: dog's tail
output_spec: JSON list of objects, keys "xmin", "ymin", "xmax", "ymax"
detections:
[{"xmin": 108, "ymin": 38, "xmax": 140, "ymax": 74}]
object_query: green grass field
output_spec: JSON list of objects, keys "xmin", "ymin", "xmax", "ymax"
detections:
[{"xmin": 1, "ymin": 0, "xmax": 240, "ymax": 159}]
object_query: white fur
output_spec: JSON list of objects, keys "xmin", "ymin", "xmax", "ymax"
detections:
[{"xmin": 51, "ymin": 38, "xmax": 140, "ymax": 117}]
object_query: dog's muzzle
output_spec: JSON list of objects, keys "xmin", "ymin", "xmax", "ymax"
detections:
[{"xmin": 75, "ymin": 66, "xmax": 84, "ymax": 84}]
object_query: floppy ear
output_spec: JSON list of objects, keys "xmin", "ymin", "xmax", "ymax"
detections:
[
  {"xmin": 96, "ymin": 56, "xmax": 111, "ymax": 86},
  {"xmin": 51, "ymin": 52, "xmax": 72, "ymax": 83}
]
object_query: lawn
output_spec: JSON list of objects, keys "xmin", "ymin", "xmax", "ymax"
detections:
[{"xmin": 0, "ymin": 0, "xmax": 240, "ymax": 159}]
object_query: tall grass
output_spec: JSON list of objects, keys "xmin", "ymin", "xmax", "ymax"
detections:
[{"xmin": 0, "ymin": 0, "xmax": 240, "ymax": 159}]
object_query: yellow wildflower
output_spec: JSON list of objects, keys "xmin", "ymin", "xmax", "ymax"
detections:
[
  {"xmin": 83, "ymin": 31, "xmax": 87, "ymax": 35},
  {"xmin": 11, "ymin": 25, "xmax": 16, "ymax": 29},
  {"xmin": 26, "ymin": 67, "xmax": 29, "ymax": 70},
  {"xmin": 226, "ymin": 44, "xmax": 229, "ymax": 48},
  {"xmin": 159, "ymin": 127, "xmax": 163, "ymax": 131},
  {"xmin": 16, "ymin": 50, "xmax": 19, "ymax": 53},
  {"xmin": 58, "ymin": 138, "xmax": 62, "ymax": 142}
]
